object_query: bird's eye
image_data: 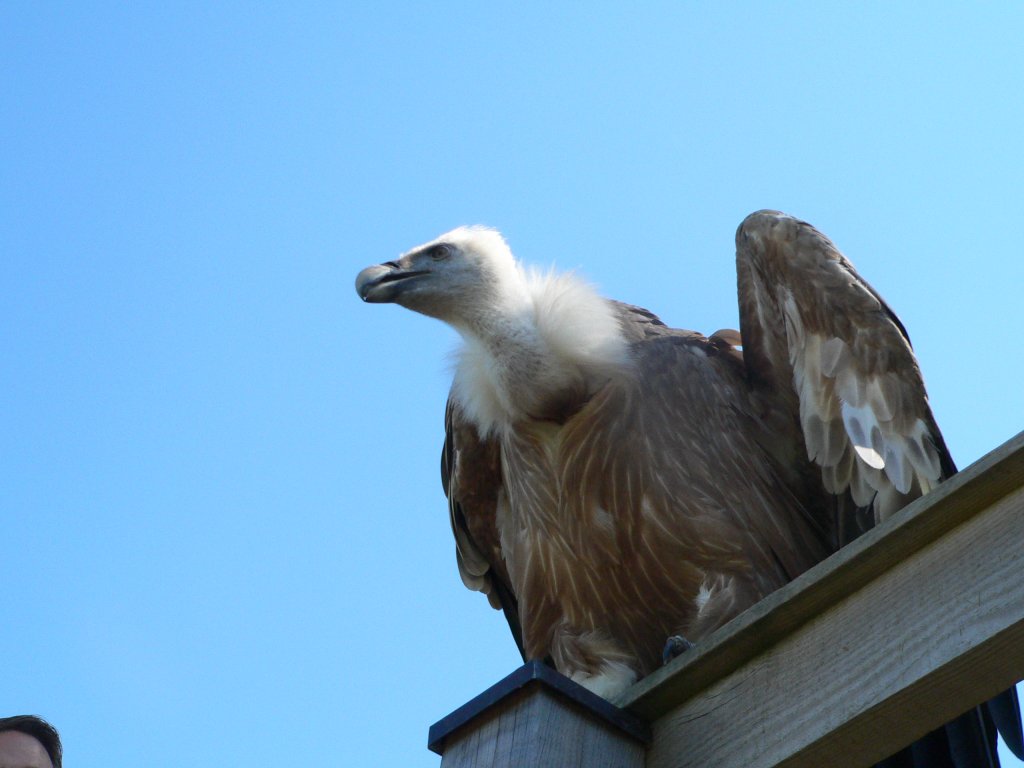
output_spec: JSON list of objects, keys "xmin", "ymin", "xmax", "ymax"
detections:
[{"xmin": 430, "ymin": 244, "xmax": 452, "ymax": 261}]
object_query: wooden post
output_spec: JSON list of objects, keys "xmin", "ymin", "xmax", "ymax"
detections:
[{"xmin": 428, "ymin": 660, "xmax": 650, "ymax": 768}]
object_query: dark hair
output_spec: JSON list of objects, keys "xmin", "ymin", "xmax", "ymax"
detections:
[{"xmin": 0, "ymin": 715, "xmax": 62, "ymax": 768}]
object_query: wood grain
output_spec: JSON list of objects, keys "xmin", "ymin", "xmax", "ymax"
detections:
[{"xmin": 439, "ymin": 684, "xmax": 645, "ymax": 768}]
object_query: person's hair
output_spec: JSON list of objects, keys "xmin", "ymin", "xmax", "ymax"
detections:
[{"xmin": 0, "ymin": 715, "xmax": 62, "ymax": 768}]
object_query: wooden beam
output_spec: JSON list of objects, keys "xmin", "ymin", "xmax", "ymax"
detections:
[{"xmin": 616, "ymin": 430, "xmax": 1024, "ymax": 768}]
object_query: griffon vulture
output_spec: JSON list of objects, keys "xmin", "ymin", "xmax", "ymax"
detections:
[{"xmin": 356, "ymin": 211, "xmax": 1022, "ymax": 767}]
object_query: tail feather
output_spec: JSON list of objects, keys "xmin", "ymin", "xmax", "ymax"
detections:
[
  {"xmin": 874, "ymin": 695, "xmax": 1023, "ymax": 768},
  {"xmin": 988, "ymin": 686, "xmax": 1024, "ymax": 761}
]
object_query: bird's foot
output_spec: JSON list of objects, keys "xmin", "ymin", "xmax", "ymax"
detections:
[{"xmin": 662, "ymin": 635, "xmax": 695, "ymax": 665}]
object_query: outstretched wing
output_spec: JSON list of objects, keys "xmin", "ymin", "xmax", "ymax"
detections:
[
  {"xmin": 442, "ymin": 399, "xmax": 526, "ymax": 659},
  {"xmin": 736, "ymin": 210, "xmax": 1023, "ymax": 766},
  {"xmin": 735, "ymin": 210, "xmax": 955, "ymax": 535}
]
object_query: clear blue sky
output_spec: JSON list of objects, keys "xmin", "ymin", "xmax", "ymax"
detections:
[{"xmin": 3, "ymin": 4, "xmax": 1022, "ymax": 766}]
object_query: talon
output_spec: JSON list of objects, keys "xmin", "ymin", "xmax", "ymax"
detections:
[{"xmin": 662, "ymin": 635, "xmax": 695, "ymax": 665}]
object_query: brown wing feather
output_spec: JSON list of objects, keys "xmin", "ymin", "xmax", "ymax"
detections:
[
  {"xmin": 735, "ymin": 210, "xmax": 955, "ymax": 541},
  {"xmin": 443, "ymin": 398, "xmax": 526, "ymax": 658}
]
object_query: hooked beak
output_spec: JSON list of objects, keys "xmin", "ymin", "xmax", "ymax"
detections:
[{"xmin": 355, "ymin": 261, "xmax": 430, "ymax": 303}]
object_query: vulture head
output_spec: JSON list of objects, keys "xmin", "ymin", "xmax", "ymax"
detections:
[
  {"xmin": 357, "ymin": 226, "xmax": 630, "ymax": 434},
  {"xmin": 355, "ymin": 227, "xmax": 528, "ymax": 327}
]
